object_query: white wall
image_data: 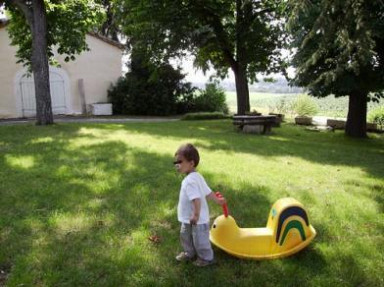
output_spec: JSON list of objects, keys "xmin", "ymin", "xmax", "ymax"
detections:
[
  {"xmin": 0, "ymin": 27, "xmax": 22, "ymax": 118},
  {"xmin": 0, "ymin": 27, "xmax": 122, "ymax": 118},
  {"xmin": 56, "ymin": 34, "xmax": 122, "ymax": 114}
]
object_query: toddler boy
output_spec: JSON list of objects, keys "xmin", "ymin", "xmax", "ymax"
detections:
[{"xmin": 174, "ymin": 143, "xmax": 225, "ymax": 267}]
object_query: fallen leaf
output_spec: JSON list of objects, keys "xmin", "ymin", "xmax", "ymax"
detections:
[{"xmin": 148, "ymin": 235, "xmax": 161, "ymax": 244}]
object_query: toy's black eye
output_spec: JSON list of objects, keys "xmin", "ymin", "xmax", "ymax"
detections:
[{"xmin": 213, "ymin": 224, "xmax": 216, "ymax": 228}]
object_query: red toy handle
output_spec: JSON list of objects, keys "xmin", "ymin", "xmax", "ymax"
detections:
[{"xmin": 215, "ymin": 191, "xmax": 228, "ymax": 217}]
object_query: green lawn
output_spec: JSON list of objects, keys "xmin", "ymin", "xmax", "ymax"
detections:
[{"xmin": 0, "ymin": 120, "xmax": 383, "ymax": 286}]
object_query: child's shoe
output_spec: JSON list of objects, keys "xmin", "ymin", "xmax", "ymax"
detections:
[
  {"xmin": 193, "ymin": 258, "xmax": 215, "ymax": 267},
  {"xmin": 175, "ymin": 252, "xmax": 193, "ymax": 262}
]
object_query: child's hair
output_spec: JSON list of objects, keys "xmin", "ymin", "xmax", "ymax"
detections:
[{"xmin": 175, "ymin": 143, "xmax": 200, "ymax": 167}]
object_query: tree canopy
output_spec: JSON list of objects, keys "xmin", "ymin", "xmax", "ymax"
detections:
[
  {"xmin": 1, "ymin": 0, "xmax": 104, "ymax": 125},
  {"xmin": 117, "ymin": 0, "xmax": 283, "ymax": 115},
  {"xmin": 286, "ymin": 0, "xmax": 384, "ymax": 137},
  {"xmin": 3, "ymin": 0, "xmax": 105, "ymax": 68}
]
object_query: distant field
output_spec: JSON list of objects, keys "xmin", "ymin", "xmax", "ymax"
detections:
[
  {"xmin": 226, "ymin": 91, "xmax": 382, "ymax": 118},
  {"xmin": 225, "ymin": 92, "xmax": 293, "ymax": 115}
]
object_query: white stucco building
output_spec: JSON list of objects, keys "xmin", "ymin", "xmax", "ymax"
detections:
[{"xmin": 0, "ymin": 20, "xmax": 123, "ymax": 118}]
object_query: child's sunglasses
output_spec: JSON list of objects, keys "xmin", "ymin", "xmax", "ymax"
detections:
[{"xmin": 173, "ymin": 160, "xmax": 183, "ymax": 165}]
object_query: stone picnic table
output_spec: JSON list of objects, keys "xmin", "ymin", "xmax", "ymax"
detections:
[{"xmin": 233, "ymin": 115, "xmax": 278, "ymax": 134}]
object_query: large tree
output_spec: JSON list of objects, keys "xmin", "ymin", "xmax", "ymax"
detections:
[
  {"xmin": 118, "ymin": 0, "xmax": 283, "ymax": 115},
  {"xmin": 1, "ymin": 0, "xmax": 104, "ymax": 125},
  {"xmin": 286, "ymin": 0, "xmax": 384, "ymax": 138}
]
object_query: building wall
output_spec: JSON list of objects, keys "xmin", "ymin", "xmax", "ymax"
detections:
[
  {"xmin": 56, "ymin": 34, "xmax": 122, "ymax": 114},
  {"xmin": 0, "ymin": 27, "xmax": 21, "ymax": 118},
  {"xmin": 0, "ymin": 27, "xmax": 122, "ymax": 118}
]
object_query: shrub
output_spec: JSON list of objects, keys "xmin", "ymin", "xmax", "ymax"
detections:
[
  {"xmin": 181, "ymin": 112, "xmax": 229, "ymax": 120},
  {"xmin": 292, "ymin": 94, "xmax": 318, "ymax": 117},
  {"xmin": 368, "ymin": 106, "xmax": 384, "ymax": 129},
  {"xmin": 178, "ymin": 82, "xmax": 229, "ymax": 114},
  {"xmin": 108, "ymin": 61, "xmax": 195, "ymax": 116},
  {"xmin": 195, "ymin": 82, "xmax": 229, "ymax": 113},
  {"xmin": 268, "ymin": 97, "xmax": 292, "ymax": 115}
]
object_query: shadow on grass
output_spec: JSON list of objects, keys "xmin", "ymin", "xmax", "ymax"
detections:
[
  {"xmin": 0, "ymin": 125, "xmax": 181, "ymax": 285},
  {"xmin": 0, "ymin": 121, "xmax": 382, "ymax": 286},
  {"xmin": 97, "ymin": 120, "xmax": 383, "ymax": 179},
  {"xmin": 150, "ymin": 181, "xmax": 336, "ymax": 287}
]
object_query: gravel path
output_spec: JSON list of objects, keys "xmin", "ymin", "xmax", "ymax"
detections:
[{"xmin": 0, "ymin": 116, "xmax": 181, "ymax": 125}]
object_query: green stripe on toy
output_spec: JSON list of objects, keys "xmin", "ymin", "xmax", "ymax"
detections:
[{"xmin": 279, "ymin": 220, "xmax": 306, "ymax": 246}]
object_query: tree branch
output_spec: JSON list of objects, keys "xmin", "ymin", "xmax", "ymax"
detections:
[
  {"xmin": 193, "ymin": 1, "xmax": 237, "ymax": 69},
  {"xmin": 10, "ymin": 0, "xmax": 33, "ymax": 26}
]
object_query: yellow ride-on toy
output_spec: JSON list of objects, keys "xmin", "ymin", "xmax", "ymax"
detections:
[{"xmin": 210, "ymin": 192, "xmax": 316, "ymax": 259}]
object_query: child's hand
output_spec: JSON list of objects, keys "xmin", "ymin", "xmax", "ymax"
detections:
[
  {"xmin": 216, "ymin": 196, "xmax": 226, "ymax": 206},
  {"xmin": 189, "ymin": 214, "xmax": 199, "ymax": 225},
  {"xmin": 207, "ymin": 191, "xmax": 226, "ymax": 205}
]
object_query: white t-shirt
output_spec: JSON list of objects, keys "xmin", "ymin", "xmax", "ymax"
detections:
[{"xmin": 177, "ymin": 171, "xmax": 212, "ymax": 224}]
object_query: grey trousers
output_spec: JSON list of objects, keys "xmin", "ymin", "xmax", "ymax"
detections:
[{"xmin": 180, "ymin": 223, "xmax": 214, "ymax": 261}]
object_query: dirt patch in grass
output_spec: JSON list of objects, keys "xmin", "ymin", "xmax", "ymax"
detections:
[{"xmin": 0, "ymin": 263, "xmax": 11, "ymax": 287}]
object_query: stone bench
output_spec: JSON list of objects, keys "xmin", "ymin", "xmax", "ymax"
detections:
[{"xmin": 233, "ymin": 115, "xmax": 277, "ymax": 134}]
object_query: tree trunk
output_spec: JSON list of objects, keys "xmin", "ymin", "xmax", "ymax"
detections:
[
  {"xmin": 30, "ymin": 0, "xmax": 53, "ymax": 125},
  {"xmin": 233, "ymin": 63, "xmax": 250, "ymax": 115},
  {"xmin": 345, "ymin": 92, "xmax": 367, "ymax": 138},
  {"xmin": 233, "ymin": 0, "xmax": 250, "ymax": 115}
]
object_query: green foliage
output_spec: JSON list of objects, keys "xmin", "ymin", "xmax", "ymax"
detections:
[
  {"xmin": 95, "ymin": 0, "xmax": 120, "ymax": 41},
  {"xmin": 286, "ymin": 0, "xmax": 384, "ymax": 101},
  {"xmin": 268, "ymin": 98, "xmax": 292, "ymax": 115},
  {"xmin": 4, "ymin": 0, "xmax": 105, "ymax": 67},
  {"xmin": 286, "ymin": 0, "xmax": 384, "ymax": 136},
  {"xmin": 368, "ymin": 106, "xmax": 384, "ymax": 130},
  {"xmin": 108, "ymin": 59, "xmax": 195, "ymax": 116},
  {"xmin": 129, "ymin": 0, "xmax": 281, "ymax": 80},
  {"xmin": 191, "ymin": 82, "xmax": 229, "ymax": 114},
  {"xmin": 117, "ymin": 0, "xmax": 283, "ymax": 74},
  {"xmin": 117, "ymin": 0, "xmax": 283, "ymax": 115},
  {"xmin": 292, "ymin": 94, "xmax": 318, "ymax": 117},
  {"xmin": 108, "ymin": 70, "xmax": 229, "ymax": 116},
  {"xmin": 187, "ymin": 0, "xmax": 283, "ymax": 80},
  {"xmin": 181, "ymin": 112, "xmax": 228, "ymax": 120}
]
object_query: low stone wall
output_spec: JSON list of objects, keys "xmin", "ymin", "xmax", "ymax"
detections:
[
  {"xmin": 326, "ymin": 119, "xmax": 346, "ymax": 129},
  {"xmin": 327, "ymin": 119, "xmax": 378, "ymax": 131}
]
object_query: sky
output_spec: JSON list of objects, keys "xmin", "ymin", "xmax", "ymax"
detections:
[
  {"xmin": 172, "ymin": 57, "xmax": 228, "ymax": 83},
  {"xmin": 122, "ymin": 54, "xmax": 227, "ymax": 83},
  {"xmin": 123, "ymin": 53, "xmax": 294, "ymax": 86},
  {"xmin": 171, "ymin": 50, "xmax": 295, "ymax": 84},
  {"xmin": 175, "ymin": 57, "xmax": 295, "ymax": 84},
  {"xmin": 0, "ymin": 5, "xmax": 4, "ymax": 18}
]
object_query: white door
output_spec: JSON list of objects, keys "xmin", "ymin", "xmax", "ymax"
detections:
[{"xmin": 18, "ymin": 69, "xmax": 69, "ymax": 117}]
